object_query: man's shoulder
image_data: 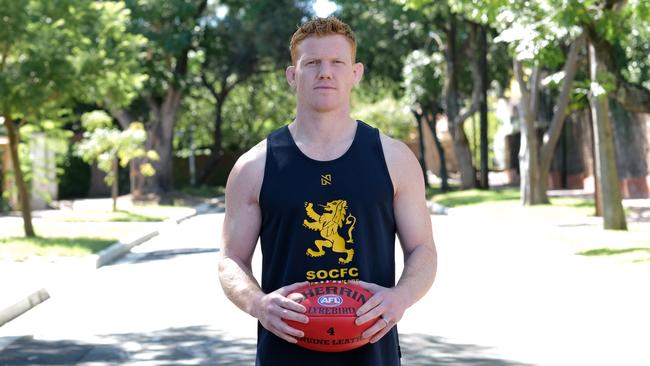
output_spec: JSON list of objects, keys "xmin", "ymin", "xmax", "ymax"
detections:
[
  {"xmin": 378, "ymin": 132, "xmax": 422, "ymax": 192},
  {"xmin": 378, "ymin": 132, "xmax": 416, "ymax": 163},
  {"xmin": 227, "ymin": 139, "xmax": 267, "ymax": 197},
  {"xmin": 237, "ymin": 139, "xmax": 267, "ymax": 169}
]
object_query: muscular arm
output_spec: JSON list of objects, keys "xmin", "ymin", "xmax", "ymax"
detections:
[
  {"xmin": 356, "ymin": 135, "xmax": 437, "ymax": 342},
  {"xmin": 219, "ymin": 141, "xmax": 308, "ymax": 343},
  {"xmin": 219, "ymin": 145, "xmax": 265, "ymax": 316}
]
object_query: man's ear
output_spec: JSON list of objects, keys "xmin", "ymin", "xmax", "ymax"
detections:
[
  {"xmin": 286, "ymin": 65, "xmax": 296, "ymax": 89},
  {"xmin": 352, "ymin": 62, "xmax": 364, "ymax": 86}
]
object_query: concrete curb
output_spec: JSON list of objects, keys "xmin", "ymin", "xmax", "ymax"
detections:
[
  {"xmin": 0, "ymin": 288, "xmax": 50, "ymax": 328},
  {"xmin": 0, "ymin": 204, "xmax": 208, "ymax": 329}
]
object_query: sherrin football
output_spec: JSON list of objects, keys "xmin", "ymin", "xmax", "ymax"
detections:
[{"xmin": 286, "ymin": 281, "xmax": 377, "ymax": 352}]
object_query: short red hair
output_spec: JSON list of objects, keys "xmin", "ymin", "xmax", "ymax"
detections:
[{"xmin": 289, "ymin": 17, "xmax": 357, "ymax": 65}]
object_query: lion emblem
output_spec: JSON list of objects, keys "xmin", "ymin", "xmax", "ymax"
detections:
[{"xmin": 303, "ymin": 199, "xmax": 357, "ymax": 264}]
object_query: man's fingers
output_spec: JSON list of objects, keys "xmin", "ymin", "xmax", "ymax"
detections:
[
  {"xmin": 273, "ymin": 330, "xmax": 299, "ymax": 344},
  {"xmin": 278, "ymin": 322, "xmax": 305, "ymax": 338},
  {"xmin": 280, "ymin": 296, "xmax": 307, "ymax": 314},
  {"xmin": 361, "ymin": 317, "xmax": 389, "ymax": 339},
  {"xmin": 278, "ymin": 281, "xmax": 309, "ymax": 296},
  {"xmin": 369, "ymin": 326, "xmax": 392, "ymax": 343},
  {"xmin": 356, "ymin": 291, "xmax": 383, "ymax": 317},
  {"xmin": 355, "ymin": 305, "xmax": 384, "ymax": 325},
  {"xmin": 277, "ymin": 305, "xmax": 309, "ymax": 324}
]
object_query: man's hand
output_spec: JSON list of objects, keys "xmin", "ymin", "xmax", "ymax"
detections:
[
  {"xmin": 253, "ymin": 281, "xmax": 310, "ymax": 344},
  {"xmin": 354, "ymin": 281, "xmax": 410, "ymax": 343}
]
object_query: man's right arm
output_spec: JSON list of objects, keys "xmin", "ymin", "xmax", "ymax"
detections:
[{"xmin": 219, "ymin": 141, "xmax": 308, "ymax": 344}]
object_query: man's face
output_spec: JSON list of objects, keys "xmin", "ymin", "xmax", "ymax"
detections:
[{"xmin": 286, "ymin": 35, "xmax": 364, "ymax": 114}]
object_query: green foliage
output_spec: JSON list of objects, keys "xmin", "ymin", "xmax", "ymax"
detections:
[
  {"xmin": 76, "ymin": 111, "xmax": 157, "ymax": 186},
  {"xmin": 337, "ymin": 0, "xmax": 430, "ymax": 96},
  {"xmin": 464, "ymin": 110, "xmax": 500, "ymax": 170},
  {"xmin": 124, "ymin": 0, "xmax": 206, "ymax": 94},
  {"xmin": 177, "ymin": 70, "xmax": 294, "ymax": 154},
  {"xmin": 352, "ymin": 91, "xmax": 414, "ymax": 141},
  {"xmin": 222, "ymin": 71, "xmax": 296, "ymax": 151},
  {"xmin": 0, "ymin": 1, "xmax": 144, "ymax": 119},
  {"xmin": 402, "ymin": 50, "xmax": 445, "ymax": 111}
]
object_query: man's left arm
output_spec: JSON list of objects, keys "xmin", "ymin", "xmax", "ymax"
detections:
[{"xmin": 355, "ymin": 137, "xmax": 437, "ymax": 343}]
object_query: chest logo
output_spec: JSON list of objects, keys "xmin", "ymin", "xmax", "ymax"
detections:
[
  {"xmin": 303, "ymin": 199, "xmax": 357, "ymax": 264},
  {"xmin": 321, "ymin": 174, "xmax": 332, "ymax": 186}
]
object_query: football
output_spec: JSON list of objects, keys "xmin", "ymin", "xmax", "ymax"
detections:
[{"xmin": 286, "ymin": 281, "xmax": 376, "ymax": 352}]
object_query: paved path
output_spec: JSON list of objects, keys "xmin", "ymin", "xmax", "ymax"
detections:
[{"xmin": 0, "ymin": 208, "xmax": 649, "ymax": 365}]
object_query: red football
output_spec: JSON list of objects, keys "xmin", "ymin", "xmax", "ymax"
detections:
[{"xmin": 286, "ymin": 282, "xmax": 376, "ymax": 352}]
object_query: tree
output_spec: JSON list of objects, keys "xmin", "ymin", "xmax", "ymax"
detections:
[
  {"xmin": 195, "ymin": 0, "xmax": 310, "ymax": 185},
  {"xmin": 486, "ymin": 0, "xmax": 590, "ymax": 205},
  {"xmin": 587, "ymin": 43, "xmax": 627, "ymax": 230},
  {"xmin": 0, "ymin": 1, "xmax": 143, "ymax": 237},
  {"xmin": 108, "ymin": 0, "xmax": 208, "ymax": 198},
  {"xmin": 403, "ymin": 50, "xmax": 449, "ymax": 190},
  {"xmin": 76, "ymin": 111, "xmax": 158, "ymax": 211},
  {"xmin": 582, "ymin": 0, "xmax": 650, "ymax": 114}
]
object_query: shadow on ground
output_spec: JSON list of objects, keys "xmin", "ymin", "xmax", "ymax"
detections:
[
  {"xmin": 109, "ymin": 248, "xmax": 220, "ymax": 266},
  {"xmin": 0, "ymin": 327, "xmax": 533, "ymax": 366},
  {"xmin": 400, "ymin": 333, "xmax": 533, "ymax": 366},
  {"xmin": 0, "ymin": 326, "xmax": 255, "ymax": 366}
]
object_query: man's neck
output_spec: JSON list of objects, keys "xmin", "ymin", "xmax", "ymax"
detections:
[{"xmin": 291, "ymin": 109, "xmax": 356, "ymax": 145}]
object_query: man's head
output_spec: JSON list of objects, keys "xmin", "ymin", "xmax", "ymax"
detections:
[
  {"xmin": 286, "ymin": 17, "xmax": 363, "ymax": 114},
  {"xmin": 289, "ymin": 17, "xmax": 357, "ymax": 65}
]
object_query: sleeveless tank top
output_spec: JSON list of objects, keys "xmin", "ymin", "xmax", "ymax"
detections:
[{"xmin": 256, "ymin": 120, "xmax": 401, "ymax": 366}]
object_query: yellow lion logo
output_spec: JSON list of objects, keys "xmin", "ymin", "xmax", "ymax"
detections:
[{"xmin": 303, "ymin": 199, "xmax": 357, "ymax": 264}]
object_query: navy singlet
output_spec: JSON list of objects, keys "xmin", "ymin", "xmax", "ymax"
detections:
[{"xmin": 257, "ymin": 120, "xmax": 400, "ymax": 366}]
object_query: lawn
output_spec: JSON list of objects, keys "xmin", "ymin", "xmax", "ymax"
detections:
[
  {"xmin": 0, "ymin": 236, "xmax": 117, "ymax": 261},
  {"xmin": 0, "ymin": 204, "xmax": 193, "ymax": 260}
]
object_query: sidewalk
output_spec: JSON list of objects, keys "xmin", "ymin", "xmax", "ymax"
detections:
[{"xmin": 0, "ymin": 196, "xmax": 224, "ymax": 328}]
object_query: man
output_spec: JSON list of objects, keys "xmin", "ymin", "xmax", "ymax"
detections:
[{"xmin": 219, "ymin": 17, "xmax": 436, "ymax": 365}]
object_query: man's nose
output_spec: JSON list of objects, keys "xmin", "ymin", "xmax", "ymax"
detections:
[{"xmin": 317, "ymin": 63, "xmax": 333, "ymax": 79}]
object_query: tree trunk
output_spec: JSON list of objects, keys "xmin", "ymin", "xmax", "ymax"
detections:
[
  {"xmin": 123, "ymin": 0, "xmax": 207, "ymax": 198},
  {"xmin": 424, "ymin": 112, "xmax": 450, "ymax": 192},
  {"xmin": 197, "ymin": 94, "xmax": 226, "ymax": 186},
  {"xmin": 444, "ymin": 16, "xmax": 477, "ymax": 189},
  {"xmin": 514, "ymin": 61, "xmax": 546, "ymax": 205},
  {"xmin": 413, "ymin": 110, "xmax": 429, "ymax": 186},
  {"xmin": 112, "ymin": 155, "xmax": 118, "ymax": 212},
  {"xmin": 588, "ymin": 43, "xmax": 627, "ymax": 230},
  {"xmin": 537, "ymin": 33, "xmax": 585, "ymax": 201},
  {"xmin": 4, "ymin": 114, "xmax": 36, "ymax": 237},
  {"xmin": 133, "ymin": 88, "xmax": 183, "ymax": 199},
  {"xmin": 106, "ymin": 105, "xmax": 139, "ymax": 198},
  {"xmin": 478, "ymin": 24, "xmax": 489, "ymax": 189}
]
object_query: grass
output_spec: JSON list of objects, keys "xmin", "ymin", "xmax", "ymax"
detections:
[
  {"xmin": 577, "ymin": 247, "xmax": 650, "ymax": 256},
  {"xmin": 62, "ymin": 210, "xmax": 167, "ymax": 222},
  {"xmin": 429, "ymin": 187, "xmax": 520, "ymax": 207},
  {"xmin": 0, "ymin": 236, "xmax": 117, "ymax": 261}
]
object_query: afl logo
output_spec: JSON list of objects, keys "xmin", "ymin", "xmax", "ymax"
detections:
[{"xmin": 318, "ymin": 295, "xmax": 343, "ymax": 307}]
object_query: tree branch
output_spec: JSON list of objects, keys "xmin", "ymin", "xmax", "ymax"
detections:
[
  {"xmin": 584, "ymin": 20, "xmax": 650, "ymax": 113},
  {"xmin": 540, "ymin": 32, "xmax": 586, "ymax": 167}
]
